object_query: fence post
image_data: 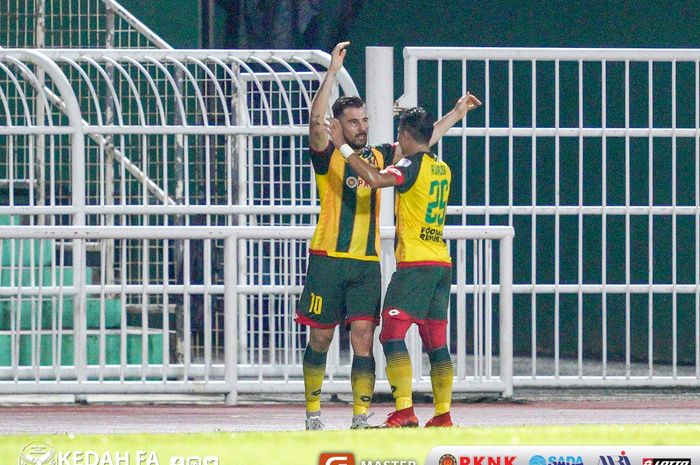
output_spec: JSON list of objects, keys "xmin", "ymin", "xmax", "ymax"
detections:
[
  {"xmin": 366, "ymin": 47, "xmax": 395, "ymax": 373},
  {"xmin": 224, "ymin": 233, "xmax": 239, "ymax": 405},
  {"xmin": 365, "ymin": 47, "xmax": 394, "ymax": 227},
  {"xmin": 20, "ymin": 50, "xmax": 87, "ymax": 381},
  {"xmin": 499, "ymin": 233, "xmax": 514, "ymax": 397}
]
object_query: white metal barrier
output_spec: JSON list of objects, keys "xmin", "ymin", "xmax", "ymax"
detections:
[
  {"xmin": 1, "ymin": 0, "xmax": 172, "ymax": 49},
  {"xmin": 0, "ymin": 47, "xmax": 357, "ymax": 368},
  {"xmin": 398, "ymin": 47, "xmax": 700, "ymax": 386},
  {"xmin": 0, "ymin": 225, "xmax": 513, "ymax": 401}
]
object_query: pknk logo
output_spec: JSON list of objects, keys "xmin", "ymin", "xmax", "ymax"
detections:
[
  {"xmin": 460, "ymin": 456, "xmax": 517, "ymax": 465},
  {"xmin": 320, "ymin": 453, "xmax": 356, "ymax": 465},
  {"xmin": 642, "ymin": 459, "xmax": 691, "ymax": 465}
]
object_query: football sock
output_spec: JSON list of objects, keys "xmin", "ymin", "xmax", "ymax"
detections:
[
  {"xmin": 428, "ymin": 346, "xmax": 453, "ymax": 415},
  {"xmin": 351, "ymin": 355, "xmax": 376, "ymax": 415},
  {"xmin": 303, "ymin": 345, "xmax": 327, "ymax": 413},
  {"xmin": 383, "ymin": 339, "xmax": 413, "ymax": 410}
]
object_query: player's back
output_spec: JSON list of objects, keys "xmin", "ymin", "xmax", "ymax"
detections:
[{"xmin": 394, "ymin": 151, "xmax": 451, "ymax": 266}]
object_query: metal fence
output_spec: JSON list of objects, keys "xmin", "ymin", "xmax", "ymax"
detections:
[
  {"xmin": 1, "ymin": 0, "xmax": 171, "ymax": 49},
  {"xmin": 399, "ymin": 47, "xmax": 700, "ymax": 386},
  {"xmin": 0, "ymin": 225, "xmax": 514, "ymax": 401},
  {"xmin": 0, "ymin": 47, "xmax": 358, "ymax": 370}
]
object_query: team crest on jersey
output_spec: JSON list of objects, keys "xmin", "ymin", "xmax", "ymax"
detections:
[{"xmin": 395, "ymin": 157, "xmax": 412, "ymax": 167}]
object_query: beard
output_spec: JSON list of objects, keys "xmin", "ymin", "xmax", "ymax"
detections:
[{"xmin": 346, "ymin": 132, "xmax": 368, "ymax": 150}]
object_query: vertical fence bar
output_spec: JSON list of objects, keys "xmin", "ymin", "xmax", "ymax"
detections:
[
  {"xmin": 484, "ymin": 59, "xmax": 491, "ymax": 226},
  {"xmin": 508, "ymin": 60, "xmax": 513, "ymax": 227},
  {"xmin": 224, "ymin": 234, "xmax": 238, "ymax": 405},
  {"xmin": 456, "ymin": 240, "xmax": 466, "ymax": 379},
  {"xmin": 625, "ymin": 59, "xmax": 631, "ymax": 378},
  {"xmin": 577, "ymin": 59, "xmax": 584, "ymax": 377},
  {"xmin": 500, "ymin": 233, "xmax": 513, "ymax": 397},
  {"xmin": 554, "ymin": 59, "xmax": 560, "ymax": 378},
  {"xmin": 530, "ymin": 59, "xmax": 537, "ymax": 377},
  {"xmin": 672, "ymin": 59, "xmax": 678, "ymax": 378},
  {"xmin": 366, "ymin": 46, "xmax": 395, "ymax": 371},
  {"xmin": 648, "ymin": 59, "xmax": 655, "ymax": 377},
  {"xmin": 601, "ymin": 59, "xmax": 608, "ymax": 378}
]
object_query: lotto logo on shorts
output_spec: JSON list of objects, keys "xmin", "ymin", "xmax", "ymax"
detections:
[{"xmin": 320, "ymin": 453, "xmax": 355, "ymax": 465}]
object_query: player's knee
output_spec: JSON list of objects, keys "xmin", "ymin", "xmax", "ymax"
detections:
[
  {"xmin": 379, "ymin": 308, "xmax": 412, "ymax": 344},
  {"xmin": 418, "ymin": 319, "xmax": 447, "ymax": 352},
  {"xmin": 350, "ymin": 321, "xmax": 376, "ymax": 355},
  {"xmin": 308, "ymin": 327, "xmax": 334, "ymax": 351}
]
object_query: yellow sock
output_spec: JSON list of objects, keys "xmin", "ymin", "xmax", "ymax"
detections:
[
  {"xmin": 383, "ymin": 340, "xmax": 413, "ymax": 410},
  {"xmin": 428, "ymin": 346, "xmax": 453, "ymax": 415},
  {"xmin": 351, "ymin": 355, "xmax": 376, "ymax": 415},
  {"xmin": 303, "ymin": 346, "xmax": 327, "ymax": 413}
]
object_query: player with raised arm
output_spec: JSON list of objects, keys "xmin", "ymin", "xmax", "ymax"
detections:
[
  {"xmin": 297, "ymin": 40, "xmax": 481, "ymax": 430},
  {"xmin": 326, "ymin": 100, "xmax": 481, "ymax": 428}
]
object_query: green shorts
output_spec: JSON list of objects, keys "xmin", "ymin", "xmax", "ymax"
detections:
[
  {"xmin": 296, "ymin": 254, "xmax": 381, "ymax": 329},
  {"xmin": 382, "ymin": 264, "xmax": 452, "ymax": 323}
]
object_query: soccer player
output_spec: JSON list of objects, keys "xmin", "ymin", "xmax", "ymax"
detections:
[
  {"xmin": 326, "ymin": 101, "xmax": 481, "ymax": 428},
  {"xmin": 296, "ymin": 40, "xmax": 479, "ymax": 430}
]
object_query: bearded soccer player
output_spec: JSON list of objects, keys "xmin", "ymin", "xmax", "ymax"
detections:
[
  {"xmin": 327, "ymin": 101, "xmax": 481, "ymax": 428},
  {"xmin": 296, "ymin": 40, "xmax": 480, "ymax": 430}
]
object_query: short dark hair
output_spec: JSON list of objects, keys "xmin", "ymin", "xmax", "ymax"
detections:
[
  {"xmin": 398, "ymin": 107, "xmax": 434, "ymax": 144},
  {"xmin": 332, "ymin": 95, "xmax": 365, "ymax": 118}
]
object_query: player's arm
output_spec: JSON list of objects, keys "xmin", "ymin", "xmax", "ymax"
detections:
[
  {"xmin": 392, "ymin": 92, "xmax": 482, "ymax": 164},
  {"xmin": 326, "ymin": 118, "xmax": 398, "ymax": 188},
  {"xmin": 309, "ymin": 41, "xmax": 350, "ymax": 152}
]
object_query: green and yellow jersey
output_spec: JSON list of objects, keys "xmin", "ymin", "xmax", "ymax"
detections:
[
  {"xmin": 309, "ymin": 142, "xmax": 391, "ymax": 261},
  {"xmin": 385, "ymin": 151, "xmax": 452, "ymax": 267}
]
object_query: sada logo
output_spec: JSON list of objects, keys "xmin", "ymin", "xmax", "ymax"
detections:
[
  {"xmin": 320, "ymin": 453, "xmax": 355, "ymax": 465},
  {"xmin": 530, "ymin": 455, "xmax": 584, "ymax": 465}
]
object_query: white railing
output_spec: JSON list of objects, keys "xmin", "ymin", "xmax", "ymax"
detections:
[
  {"xmin": 1, "ymin": 0, "xmax": 172, "ymax": 49},
  {"xmin": 398, "ymin": 47, "xmax": 700, "ymax": 386},
  {"xmin": 0, "ymin": 225, "xmax": 514, "ymax": 401}
]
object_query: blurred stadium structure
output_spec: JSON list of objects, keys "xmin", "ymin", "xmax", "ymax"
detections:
[{"xmin": 0, "ymin": 1, "xmax": 698, "ymax": 401}]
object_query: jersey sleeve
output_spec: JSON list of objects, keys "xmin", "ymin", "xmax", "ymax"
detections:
[
  {"xmin": 309, "ymin": 141, "xmax": 334, "ymax": 174},
  {"xmin": 392, "ymin": 154, "xmax": 423, "ymax": 193}
]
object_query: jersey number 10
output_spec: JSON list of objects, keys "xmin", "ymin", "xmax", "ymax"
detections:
[{"xmin": 309, "ymin": 293, "xmax": 323, "ymax": 315}]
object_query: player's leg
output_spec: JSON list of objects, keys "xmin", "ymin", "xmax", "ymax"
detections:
[
  {"xmin": 345, "ymin": 259, "xmax": 381, "ymax": 429},
  {"xmin": 303, "ymin": 326, "xmax": 334, "ymax": 428},
  {"xmin": 378, "ymin": 308, "xmax": 416, "ymax": 427},
  {"xmin": 419, "ymin": 266, "xmax": 454, "ymax": 427},
  {"xmin": 348, "ymin": 319, "xmax": 376, "ymax": 428},
  {"xmin": 375, "ymin": 266, "xmax": 432, "ymax": 427},
  {"xmin": 295, "ymin": 254, "xmax": 345, "ymax": 429}
]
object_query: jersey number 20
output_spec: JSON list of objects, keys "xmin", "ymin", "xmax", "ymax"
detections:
[{"xmin": 425, "ymin": 179, "xmax": 448, "ymax": 225}]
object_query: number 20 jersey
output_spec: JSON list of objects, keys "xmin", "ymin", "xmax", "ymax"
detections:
[{"xmin": 386, "ymin": 151, "xmax": 452, "ymax": 267}]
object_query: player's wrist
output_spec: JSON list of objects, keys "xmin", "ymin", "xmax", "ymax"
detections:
[{"xmin": 339, "ymin": 144, "xmax": 355, "ymax": 160}]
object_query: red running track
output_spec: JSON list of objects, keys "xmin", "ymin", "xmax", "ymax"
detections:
[{"xmin": 2, "ymin": 397, "xmax": 700, "ymax": 434}]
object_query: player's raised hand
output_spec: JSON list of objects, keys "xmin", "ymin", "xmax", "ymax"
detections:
[
  {"xmin": 328, "ymin": 41, "xmax": 350, "ymax": 73},
  {"xmin": 324, "ymin": 118, "xmax": 346, "ymax": 148},
  {"xmin": 453, "ymin": 92, "xmax": 482, "ymax": 117}
]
